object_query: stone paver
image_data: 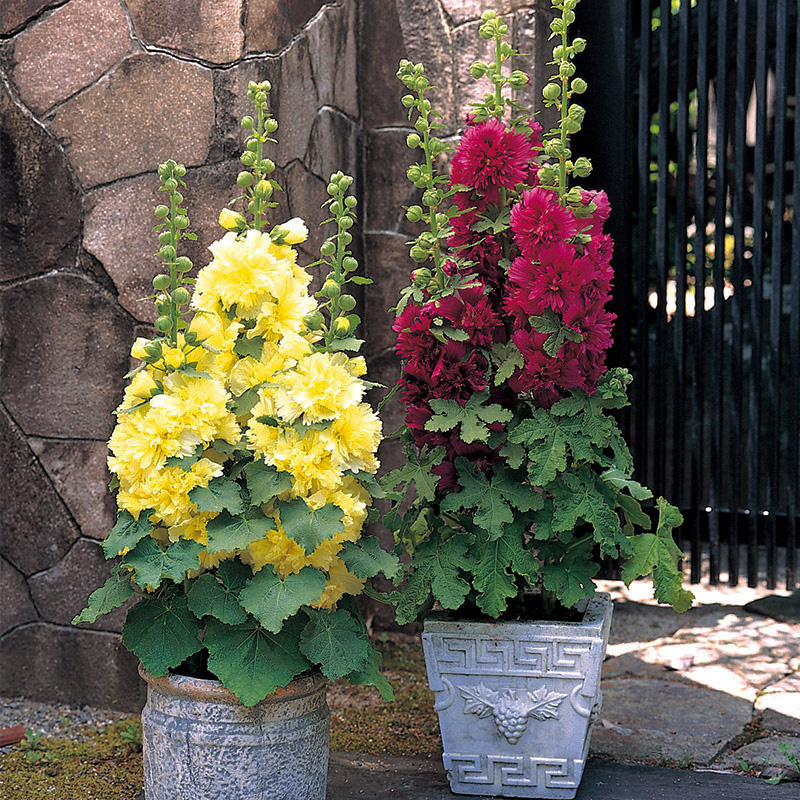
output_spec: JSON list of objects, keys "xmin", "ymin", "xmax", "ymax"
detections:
[
  {"xmin": 756, "ymin": 672, "xmax": 800, "ymax": 735},
  {"xmin": 0, "ymin": 557, "xmax": 37, "ymax": 636},
  {"xmin": 10, "ymin": 0, "xmax": 130, "ymax": 115},
  {"xmin": 0, "ymin": 0, "xmax": 58, "ymax": 35},
  {"xmin": 715, "ymin": 735, "xmax": 800, "ymax": 777},
  {"xmin": 245, "ymin": 0, "xmax": 327, "ymax": 53}
]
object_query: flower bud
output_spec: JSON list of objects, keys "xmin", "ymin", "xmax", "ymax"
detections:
[
  {"xmin": 155, "ymin": 315, "xmax": 173, "ymax": 332},
  {"xmin": 174, "ymin": 215, "xmax": 189, "ymax": 230},
  {"xmin": 246, "ymin": 139, "xmax": 259, "ymax": 153},
  {"xmin": 158, "ymin": 231, "xmax": 172, "ymax": 245},
  {"xmin": 509, "ymin": 70, "xmax": 530, "ymax": 88},
  {"xmin": 254, "ymin": 179, "xmax": 273, "ymax": 199},
  {"xmin": 219, "ymin": 209, "xmax": 246, "ymax": 231},
  {"xmin": 559, "ymin": 62, "xmax": 576, "ymax": 79},
  {"xmin": 566, "ymin": 187, "xmax": 584, "ymax": 204},
  {"xmin": 175, "ymin": 256, "xmax": 193, "ymax": 272},
  {"xmin": 409, "ymin": 245, "xmax": 428, "ymax": 263},
  {"xmin": 538, "ymin": 165, "xmax": 557, "ymax": 185},
  {"xmin": 160, "ymin": 245, "xmax": 176, "ymax": 260},
  {"xmin": 470, "ymin": 61, "xmax": 488, "ymax": 79},
  {"xmin": 406, "ymin": 205, "xmax": 424, "ymax": 223},
  {"xmin": 339, "ymin": 216, "xmax": 354, "ymax": 230},
  {"xmin": 153, "ymin": 274, "xmax": 171, "ymax": 291},
  {"xmin": 172, "ymin": 287, "xmax": 190, "ymax": 305},
  {"xmin": 144, "ymin": 342, "xmax": 163, "ymax": 359},
  {"xmin": 543, "ymin": 82, "xmax": 561, "ymax": 101},
  {"xmin": 240, "ymin": 115, "xmax": 255, "ymax": 129},
  {"xmin": 155, "ymin": 297, "xmax": 170, "ymax": 315},
  {"xmin": 412, "ymin": 267, "xmax": 431, "ymax": 286},
  {"xmin": 154, "ymin": 205, "xmax": 169, "ymax": 218},
  {"xmin": 321, "ymin": 280, "xmax": 341, "ymax": 298},
  {"xmin": 564, "ymin": 9, "xmax": 576, "ymax": 24},
  {"xmin": 564, "ymin": 118, "xmax": 581, "ymax": 134},
  {"xmin": 264, "ymin": 118, "xmax": 279, "ymax": 134},
  {"xmin": 240, "ymin": 152, "xmax": 256, "ymax": 167},
  {"xmin": 401, "ymin": 94, "xmax": 415, "ymax": 108},
  {"xmin": 278, "ymin": 217, "xmax": 308, "ymax": 244},
  {"xmin": 237, "ymin": 171, "xmax": 254, "ymax": 188},
  {"xmin": 572, "ymin": 37, "xmax": 587, "ymax": 52},
  {"xmin": 571, "ymin": 77, "xmax": 587, "ymax": 94},
  {"xmin": 255, "ymin": 91, "xmax": 267, "ymax": 105},
  {"xmin": 333, "ymin": 317, "xmax": 350, "ymax": 336},
  {"xmin": 164, "ymin": 178, "xmax": 178, "ymax": 191},
  {"xmin": 339, "ymin": 294, "xmax": 356, "ymax": 311},
  {"xmin": 406, "ymin": 165, "xmax": 423, "ymax": 183},
  {"xmin": 342, "ymin": 256, "xmax": 358, "ymax": 272},
  {"xmin": 406, "ymin": 132, "xmax": 421, "ymax": 149},
  {"xmin": 344, "ymin": 195, "xmax": 357, "ymax": 209},
  {"xmin": 303, "ymin": 310, "xmax": 324, "ymax": 330},
  {"xmin": 414, "ymin": 117, "xmax": 429, "ymax": 134},
  {"xmin": 481, "ymin": 10, "xmax": 496, "ymax": 21},
  {"xmin": 340, "ymin": 232, "xmax": 353, "ymax": 246},
  {"xmin": 320, "ymin": 240, "xmax": 336, "ymax": 257},
  {"xmin": 247, "ymin": 200, "xmax": 259, "ymax": 214},
  {"xmin": 184, "ymin": 330, "xmax": 198, "ymax": 344}
]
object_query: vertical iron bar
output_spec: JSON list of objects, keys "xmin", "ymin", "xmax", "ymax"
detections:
[
  {"xmin": 710, "ymin": 0, "xmax": 729, "ymax": 586},
  {"xmin": 692, "ymin": 0, "xmax": 710, "ymax": 583},
  {"xmin": 767, "ymin": 0, "xmax": 788, "ymax": 589},
  {"xmin": 748, "ymin": 0, "xmax": 768, "ymax": 587},
  {"xmin": 729, "ymin": 0, "xmax": 749, "ymax": 586}
]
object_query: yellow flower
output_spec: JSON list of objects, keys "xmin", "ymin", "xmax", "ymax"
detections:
[
  {"xmin": 322, "ymin": 403, "xmax": 382, "ymax": 473},
  {"xmin": 130, "ymin": 337, "xmax": 152, "ymax": 360},
  {"xmin": 275, "ymin": 217, "xmax": 309, "ymax": 244},
  {"xmin": 219, "ymin": 208, "xmax": 246, "ymax": 231},
  {"xmin": 249, "ymin": 272, "xmax": 317, "ymax": 342},
  {"xmin": 275, "ymin": 351, "xmax": 364, "ymax": 423},
  {"xmin": 269, "ymin": 428, "xmax": 343, "ymax": 495},
  {"xmin": 243, "ymin": 524, "xmax": 310, "ymax": 578},
  {"xmin": 312, "ymin": 559, "xmax": 365, "ymax": 610}
]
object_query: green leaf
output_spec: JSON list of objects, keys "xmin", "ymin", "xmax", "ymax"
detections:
[
  {"xmin": 500, "ymin": 440, "xmax": 526, "ymax": 470},
  {"xmin": 472, "ymin": 528, "xmax": 539, "ymax": 617},
  {"xmin": 328, "ymin": 336, "xmax": 365, "ymax": 352},
  {"xmin": 441, "ymin": 461, "xmax": 513, "ymax": 533},
  {"xmin": 277, "ymin": 499, "xmax": 345, "ymax": 554},
  {"xmin": 242, "ymin": 461, "xmax": 293, "ymax": 506},
  {"xmin": 72, "ymin": 565, "xmax": 133, "ymax": 625},
  {"xmin": 344, "ymin": 646, "xmax": 394, "ymax": 701},
  {"xmin": 206, "ymin": 512, "xmax": 274, "ymax": 554},
  {"xmin": 338, "ymin": 536, "xmax": 401, "ymax": 580},
  {"xmin": 426, "ymin": 392, "xmax": 513, "ymax": 444},
  {"xmin": 189, "ymin": 477, "xmax": 243, "ymax": 515},
  {"xmin": 233, "ymin": 334, "xmax": 266, "ymax": 360},
  {"xmin": 102, "ymin": 510, "xmax": 153, "ymax": 558},
  {"xmin": 491, "ymin": 342, "xmax": 524, "ymax": 386},
  {"xmin": 122, "ymin": 537, "xmax": 204, "ymax": 590},
  {"xmin": 231, "ymin": 385, "xmax": 262, "ymax": 416},
  {"xmin": 509, "ymin": 409, "xmax": 578, "ymax": 486},
  {"xmin": 122, "ymin": 592, "xmax": 203, "ymax": 677},
  {"xmin": 380, "ymin": 445, "xmax": 445, "ymax": 503},
  {"xmin": 350, "ymin": 276, "xmax": 373, "ymax": 285},
  {"xmin": 186, "ymin": 560, "xmax": 250, "ymax": 625},
  {"xmin": 299, "ymin": 608, "xmax": 373, "ymax": 680},
  {"xmin": 239, "ymin": 565, "xmax": 326, "ymax": 634},
  {"xmin": 164, "ymin": 444, "xmax": 204, "ymax": 470},
  {"xmin": 530, "ymin": 309, "xmax": 583, "ymax": 357},
  {"xmin": 540, "ymin": 542, "xmax": 599, "ymax": 608},
  {"xmin": 205, "ymin": 617, "xmax": 311, "ymax": 706}
]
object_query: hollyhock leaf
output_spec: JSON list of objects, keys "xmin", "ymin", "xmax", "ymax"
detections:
[
  {"xmin": 339, "ymin": 536, "xmax": 401, "ymax": 580},
  {"xmin": 426, "ymin": 393, "xmax": 512, "ymax": 444},
  {"xmin": 122, "ymin": 591, "xmax": 202, "ymax": 677},
  {"xmin": 189, "ymin": 477, "xmax": 243, "ymax": 515},
  {"xmin": 206, "ymin": 512, "xmax": 273, "ymax": 554},
  {"xmin": 329, "ymin": 336, "xmax": 365, "ymax": 352},
  {"xmin": 232, "ymin": 385, "xmax": 262, "ymax": 415},
  {"xmin": 344, "ymin": 646, "xmax": 395, "ymax": 702},
  {"xmin": 492, "ymin": 342, "xmax": 524, "ymax": 386},
  {"xmin": 239, "ymin": 565, "xmax": 326, "ymax": 634},
  {"xmin": 72, "ymin": 565, "xmax": 134, "ymax": 625},
  {"xmin": 540, "ymin": 545, "xmax": 599, "ymax": 608},
  {"xmin": 381, "ymin": 446, "xmax": 445, "ymax": 503},
  {"xmin": 277, "ymin": 499, "xmax": 345, "ymax": 554},
  {"xmin": 164, "ymin": 443, "xmax": 205, "ymax": 470},
  {"xmin": 205, "ymin": 617, "xmax": 311, "ymax": 706},
  {"xmin": 601, "ymin": 468, "xmax": 653, "ymax": 501},
  {"xmin": 609, "ymin": 425, "xmax": 634, "ymax": 473},
  {"xmin": 233, "ymin": 334, "xmax": 266, "ymax": 360},
  {"xmin": 491, "ymin": 468, "xmax": 544, "ymax": 513},
  {"xmin": 122, "ymin": 537, "xmax": 204, "ymax": 590},
  {"xmin": 500, "ymin": 440, "xmax": 526, "ymax": 470},
  {"xmin": 243, "ymin": 461, "xmax": 292, "ymax": 506},
  {"xmin": 102, "ymin": 510, "xmax": 154, "ymax": 558},
  {"xmin": 187, "ymin": 560, "xmax": 251, "ymax": 625},
  {"xmin": 441, "ymin": 460, "xmax": 511, "ymax": 533},
  {"xmin": 617, "ymin": 494, "xmax": 652, "ymax": 530},
  {"xmin": 299, "ymin": 608, "xmax": 373, "ymax": 679}
]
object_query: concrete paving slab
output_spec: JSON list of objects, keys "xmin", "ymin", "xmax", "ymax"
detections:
[{"xmin": 327, "ymin": 752, "xmax": 800, "ymax": 799}]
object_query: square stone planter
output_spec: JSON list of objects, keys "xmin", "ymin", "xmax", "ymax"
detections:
[{"xmin": 422, "ymin": 592, "xmax": 613, "ymax": 799}]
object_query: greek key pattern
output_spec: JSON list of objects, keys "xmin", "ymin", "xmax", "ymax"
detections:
[
  {"xmin": 444, "ymin": 753, "xmax": 582, "ymax": 789},
  {"xmin": 429, "ymin": 636, "xmax": 597, "ymax": 678}
]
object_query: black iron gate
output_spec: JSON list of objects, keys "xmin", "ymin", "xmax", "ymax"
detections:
[{"xmin": 576, "ymin": 0, "xmax": 799, "ymax": 589}]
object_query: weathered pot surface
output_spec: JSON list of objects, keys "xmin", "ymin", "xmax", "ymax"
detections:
[
  {"xmin": 422, "ymin": 592, "xmax": 613, "ymax": 799},
  {"xmin": 139, "ymin": 665, "xmax": 330, "ymax": 800}
]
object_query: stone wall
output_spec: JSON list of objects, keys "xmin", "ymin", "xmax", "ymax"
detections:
[{"xmin": 0, "ymin": 0, "xmax": 553, "ymax": 710}]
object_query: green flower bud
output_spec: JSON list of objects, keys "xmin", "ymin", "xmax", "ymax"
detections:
[
  {"xmin": 174, "ymin": 215, "xmax": 189, "ymax": 230},
  {"xmin": 406, "ymin": 165, "xmax": 423, "ymax": 183},
  {"xmin": 572, "ymin": 37, "xmax": 587, "ymax": 53},
  {"xmin": 155, "ymin": 297, "xmax": 170, "ymax": 314},
  {"xmin": 154, "ymin": 205, "xmax": 169, "ymax": 218},
  {"xmin": 401, "ymin": 94, "xmax": 415, "ymax": 108},
  {"xmin": 255, "ymin": 91, "xmax": 267, "ymax": 105},
  {"xmin": 339, "ymin": 216, "xmax": 353, "ymax": 230},
  {"xmin": 342, "ymin": 256, "xmax": 358, "ymax": 272},
  {"xmin": 261, "ymin": 158, "xmax": 276, "ymax": 174},
  {"xmin": 155, "ymin": 315, "xmax": 173, "ymax": 332},
  {"xmin": 559, "ymin": 62, "xmax": 576, "ymax": 79},
  {"xmin": 409, "ymin": 245, "xmax": 428, "ymax": 263},
  {"xmin": 470, "ymin": 61, "xmax": 488, "ymax": 79},
  {"xmin": 240, "ymin": 152, "xmax": 257, "ymax": 167},
  {"xmin": 264, "ymin": 118, "xmax": 279, "ymax": 134},
  {"xmin": 303, "ymin": 310, "xmax": 324, "ymax": 330},
  {"xmin": 144, "ymin": 342, "xmax": 162, "ymax": 358},
  {"xmin": 406, "ymin": 205, "xmax": 424, "ymax": 223},
  {"xmin": 158, "ymin": 231, "xmax": 172, "ymax": 245},
  {"xmin": 550, "ymin": 18, "xmax": 564, "ymax": 34},
  {"xmin": 422, "ymin": 188, "xmax": 442, "ymax": 208},
  {"xmin": 254, "ymin": 179, "xmax": 273, "ymax": 199},
  {"xmin": 172, "ymin": 287, "xmax": 190, "ymax": 305},
  {"xmin": 326, "ymin": 183, "xmax": 338, "ymax": 196},
  {"xmin": 237, "ymin": 171, "xmax": 254, "ymax": 188},
  {"xmin": 247, "ymin": 200, "xmax": 259, "ymax": 214},
  {"xmin": 553, "ymin": 45, "xmax": 566, "ymax": 60},
  {"xmin": 333, "ymin": 317, "xmax": 350, "ymax": 337},
  {"xmin": 509, "ymin": 70, "xmax": 530, "ymax": 89},
  {"xmin": 543, "ymin": 82, "xmax": 562, "ymax": 101},
  {"xmin": 412, "ymin": 267, "xmax": 431, "ymax": 286},
  {"xmin": 564, "ymin": 10, "xmax": 576, "ymax": 24},
  {"xmin": 414, "ymin": 117, "xmax": 429, "ymax": 134},
  {"xmin": 160, "ymin": 245, "xmax": 176, "ymax": 260},
  {"xmin": 330, "ymin": 201, "xmax": 342, "ymax": 215},
  {"xmin": 246, "ymin": 139, "xmax": 259, "ymax": 152},
  {"xmin": 320, "ymin": 240, "xmax": 336, "ymax": 258},
  {"xmin": 164, "ymin": 178, "xmax": 178, "ymax": 191},
  {"xmin": 339, "ymin": 294, "xmax": 356, "ymax": 311},
  {"xmin": 344, "ymin": 195, "xmax": 357, "ymax": 209},
  {"xmin": 406, "ymin": 132, "xmax": 421, "ymax": 149},
  {"xmin": 175, "ymin": 256, "xmax": 193, "ymax": 272},
  {"xmin": 321, "ymin": 280, "xmax": 341, "ymax": 298},
  {"xmin": 340, "ymin": 232, "xmax": 352, "ymax": 246},
  {"xmin": 564, "ymin": 118, "xmax": 581, "ymax": 134},
  {"xmin": 184, "ymin": 331, "xmax": 198, "ymax": 344},
  {"xmin": 153, "ymin": 274, "xmax": 171, "ymax": 291},
  {"xmin": 481, "ymin": 10, "xmax": 497, "ymax": 21},
  {"xmin": 569, "ymin": 103, "xmax": 586, "ymax": 122},
  {"xmin": 537, "ymin": 165, "xmax": 557, "ymax": 185},
  {"xmin": 571, "ymin": 78, "xmax": 588, "ymax": 94},
  {"xmin": 241, "ymin": 115, "xmax": 255, "ymax": 129}
]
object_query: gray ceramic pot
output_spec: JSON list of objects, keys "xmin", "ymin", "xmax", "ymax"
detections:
[
  {"xmin": 139, "ymin": 665, "xmax": 329, "ymax": 800},
  {"xmin": 422, "ymin": 592, "xmax": 613, "ymax": 799}
]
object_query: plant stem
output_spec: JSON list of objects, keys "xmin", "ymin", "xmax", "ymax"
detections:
[
  {"xmin": 494, "ymin": 34, "xmax": 504, "ymax": 119},
  {"xmin": 254, "ymin": 106, "xmax": 265, "ymax": 231},
  {"xmin": 558, "ymin": 11, "xmax": 570, "ymax": 199},
  {"xmin": 168, "ymin": 191, "xmax": 179, "ymax": 347}
]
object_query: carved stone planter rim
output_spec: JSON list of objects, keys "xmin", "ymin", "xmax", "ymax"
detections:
[{"xmin": 137, "ymin": 662, "xmax": 327, "ymax": 705}]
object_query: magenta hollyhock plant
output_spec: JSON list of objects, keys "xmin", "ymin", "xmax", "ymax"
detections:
[{"xmin": 382, "ymin": 2, "xmax": 692, "ymax": 622}]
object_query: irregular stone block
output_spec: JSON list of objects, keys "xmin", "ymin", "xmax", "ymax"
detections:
[
  {"xmin": 29, "ymin": 538, "xmax": 129, "ymax": 631},
  {"xmin": 285, "ymin": 161, "xmax": 329, "ymax": 261},
  {"xmin": 0, "ymin": 84, "xmax": 80, "ymax": 281},
  {"xmin": 358, "ymin": 0, "xmax": 408, "ymax": 129},
  {"xmin": 0, "ymin": 0, "xmax": 59, "ymax": 36},
  {"xmin": 0, "ymin": 623, "xmax": 144, "ymax": 711},
  {"xmin": 364, "ymin": 232, "xmax": 412, "ymax": 357},
  {"xmin": 127, "ymin": 0, "xmax": 244, "ymax": 64},
  {"xmin": 84, "ymin": 161, "xmax": 246, "ymax": 322},
  {"xmin": 756, "ymin": 673, "xmax": 800, "ymax": 735},
  {"xmin": 0, "ymin": 406, "xmax": 79, "ymax": 576},
  {"xmin": 0, "ymin": 556, "xmax": 38, "ymax": 636},
  {"xmin": 364, "ymin": 129, "xmax": 417, "ymax": 233},
  {"xmin": 49, "ymin": 53, "xmax": 214, "ymax": 188},
  {"xmin": 441, "ymin": 0, "xmax": 537, "ymax": 27},
  {"xmin": 306, "ymin": 0, "xmax": 357, "ymax": 117},
  {"xmin": 245, "ymin": 0, "xmax": 326, "ymax": 53},
  {"xmin": 715, "ymin": 735, "xmax": 800, "ymax": 774},
  {"xmin": 28, "ymin": 439, "xmax": 115, "ymax": 540},
  {"xmin": 306, "ymin": 107, "xmax": 358, "ymax": 186},
  {"xmin": 0, "ymin": 273, "xmax": 133, "ymax": 438},
  {"xmin": 593, "ymin": 678, "xmax": 753, "ymax": 765},
  {"xmin": 9, "ymin": 0, "xmax": 131, "ymax": 115},
  {"xmin": 452, "ymin": 20, "xmax": 496, "ymax": 120}
]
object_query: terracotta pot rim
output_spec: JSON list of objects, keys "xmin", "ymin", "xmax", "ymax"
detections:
[{"xmin": 138, "ymin": 663, "xmax": 327, "ymax": 705}]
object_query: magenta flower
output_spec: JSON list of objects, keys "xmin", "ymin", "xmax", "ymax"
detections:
[{"xmin": 511, "ymin": 187, "xmax": 579, "ymax": 260}]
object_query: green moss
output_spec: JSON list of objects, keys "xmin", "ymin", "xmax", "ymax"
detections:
[{"xmin": 0, "ymin": 719, "xmax": 143, "ymax": 800}]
